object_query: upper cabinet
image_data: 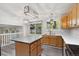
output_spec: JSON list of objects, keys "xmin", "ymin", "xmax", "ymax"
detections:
[
  {"xmin": 61, "ymin": 4, "xmax": 78, "ymax": 29},
  {"xmin": 71, "ymin": 4, "xmax": 77, "ymax": 27},
  {"xmin": 61, "ymin": 13, "xmax": 71, "ymax": 29},
  {"xmin": 61, "ymin": 15, "xmax": 66, "ymax": 29},
  {"xmin": 77, "ymin": 4, "xmax": 79, "ymax": 26}
]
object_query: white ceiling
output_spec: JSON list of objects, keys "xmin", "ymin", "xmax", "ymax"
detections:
[
  {"xmin": 0, "ymin": 3, "xmax": 74, "ymax": 22},
  {"xmin": 28, "ymin": 3, "xmax": 73, "ymax": 19}
]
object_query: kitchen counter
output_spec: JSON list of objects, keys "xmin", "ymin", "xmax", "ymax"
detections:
[
  {"xmin": 12, "ymin": 34, "xmax": 42, "ymax": 56},
  {"xmin": 12, "ymin": 34, "xmax": 42, "ymax": 43},
  {"xmin": 61, "ymin": 35, "xmax": 79, "ymax": 45},
  {"xmin": 59, "ymin": 34, "xmax": 79, "ymax": 56}
]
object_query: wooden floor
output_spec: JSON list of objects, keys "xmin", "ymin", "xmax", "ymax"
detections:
[{"xmin": 1, "ymin": 44, "xmax": 62, "ymax": 56}]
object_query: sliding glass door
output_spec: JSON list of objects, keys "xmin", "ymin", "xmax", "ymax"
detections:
[{"xmin": 30, "ymin": 23, "xmax": 42, "ymax": 34}]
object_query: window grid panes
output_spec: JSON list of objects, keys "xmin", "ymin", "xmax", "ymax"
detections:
[{"xmin": 30, "ymin": 23, "xmax": 42, "ymax": 34}]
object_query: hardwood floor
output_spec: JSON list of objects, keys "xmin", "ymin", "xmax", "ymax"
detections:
[{"xmin": 1, "ymin": 44, "xmax": 62, "ymax": 56}]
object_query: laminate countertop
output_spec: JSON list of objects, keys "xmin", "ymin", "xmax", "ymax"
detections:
[
  {"xmin": 12, "ymin": 33, "xmax": 79, "ymax": 45},
  {"xmin": 61, "ymin": 34, "xmax": 79, "ymax": 45},
  {"xmin": 12, "ymin": 34, "xmax": 42, "ymax": 44}
]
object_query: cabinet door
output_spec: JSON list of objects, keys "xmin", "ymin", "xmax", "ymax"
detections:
[
  {"xmin": 61, "ymin": 16, "xmax": 67, "ymax": 29},
  {"xmin": 77, "ymin": 3, "xmax": 79, "ymax": 26},
  {"xmin": 55, "ymin": 36, "xmax": 63, "ymax": 48},
  {"xmin": 38, "ymin": 39, "xmax": 41, "ymax": 46},
  {"xmin": 31, "ymin": 48, "xmax": 37, "ymax": 56},
  {"xmin": 30, "ymin": 41, "xmax": 38, "ymax": 56},
  {"xmin": 49, "ymin": 36, "xmax": 53, "ymax": 45},
  {"xmin": 50, "ymin": 36, "xmax": 56, "ymax": 46},
  {"xmin": 61, "ymin": 16, "xmax": 64, "ymax": 28},
  {"xmin": 46, "ymin": 37, "xmax": 50, "ymax": 45},
  {"xmin": 71, "ymin": 4, "xmax": 77, "ymax": 27},
  {"xmin": 37, "ymin": 45, "xmax": 42, "ymax": 56},
  {"xmin": 67, "ymin": 12, "xmax": 72, "ymax": 28},
  {"xmin": 37, "ymin": 39, "xmax": 42, "ymax": 55},
  {"xmin": 61, "ymin": 15, "xmax": 70, "ymax": 29},
  {"xmin": 41, "ymin": 36, "xmax": 50, "ymax": 45},
  {"xmin": 31, "ymin": 41, "xmax": 37, "ymax": 50},
  {"xmin": 41, "ymin": 37, "xmax": 46, "ymax": 45},
  {"xmin": 16, "ymin": 42, "xmax": 29, "ymax": 56}
]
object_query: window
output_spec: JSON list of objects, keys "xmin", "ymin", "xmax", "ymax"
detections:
[
  {"xmin": 36, "ymin": 23, "xmax": 42, "ymax": 34},
  {"xmin": 30, "ymin": 24, "xmax": 36, "ymax": 34},
  {"xmin": 30, "ymin": 23, "xmax": 42, "ymax": 34},
  {"xmin": 47, "ymin": 21, "xmax": 57, "ymax": 30}
]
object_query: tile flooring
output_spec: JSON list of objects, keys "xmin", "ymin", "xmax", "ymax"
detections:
[{"xmin": 1, "ymin": 44, "xmax": 62, "ymax": 56}]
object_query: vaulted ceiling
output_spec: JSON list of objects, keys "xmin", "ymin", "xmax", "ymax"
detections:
[{"xmin": 0, "ymin": 3, "xmax": 74, "ymax": 22}]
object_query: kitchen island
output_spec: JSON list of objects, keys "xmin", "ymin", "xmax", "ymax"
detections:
[{"xmin": 12, "ymin": 35, "xmax": 42, "ymax": 56}]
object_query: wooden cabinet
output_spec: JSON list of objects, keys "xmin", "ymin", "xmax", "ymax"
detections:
[
  {"xmin": 15, "ymin": 39, "xmax": 42, "ymax": 56},
  {"xmin": 30, "ymin": 42, "xmax": 38, "ymax": 56},
  {"xmin": 77, "ymin": 4, "xmax": 79, "ymax": 26},
  {"xmin": 61, "ymin": 15, "xmax": 70, "ymax": 29},
  {"xmin": 41, "ymin": 35, "xmax": 50, "ymax": 45},
  {"xmin": 71, "ymin": 4, "xmax": 77, "ymax": 27},
  {"xmin": 49, "ymin": 36, "xmax": 56, "ymax": 45},
  {"xmin": 37, "ymin": 45, "xmax": 41, "ymax": 55},
  {"xmin": 31, "ymin": 47, "xmax": 37, "ymax": 56},
  {"xmin": 55, "ymin": 36, "xmax": 63, "ymax": 48},
  {"xmin": 31, "ymin": 41, "xmax": 37, "ymax": 50},
  {"xmin": 72, "ymin": 4, "xmax": 77, "ymax": 19},
  {"xmin": 67, "ymin": 12, "xmax": 72, "ymax": 28},
  {"xmin": 16, "ymin": 42, "xmax": 30, "ymax": 56},
  {"xmin": 61, "ymin": 4, "xmax": 78, "ymax": 29},
  {"xmin": 41, "ymin": 35, "xmax": 63, "ymax": 48},
  {"xmin": 61, "ymin": 13, "xmax": 72, "ymax": 29},
  {"xmin": 37, "ymin": 39, "xmax": 41, "ymax": 55},
  {"xmin": 30, "ymin": 39, "xmax": 42, "ymax": 56},
  {"xmin": 41, "ymin": 35, "xmax": 55, "ymax": 45},
  {"xmin": 50, "ymin": 36, "xmax": 56, "ymax": 46},
  {"xmin": 61, "ymin": 16, "xmax": 65, "ymax": 29}
]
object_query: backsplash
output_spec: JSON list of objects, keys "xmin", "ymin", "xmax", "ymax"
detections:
[
  {"xmin": 62, "ymin": 28, "xmax": 79, "ymax": 39},
  {"xmin": 70, "ymin": 28, "xmax": 79, "ymax": 39}
]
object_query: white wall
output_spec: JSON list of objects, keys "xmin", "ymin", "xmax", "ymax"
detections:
[
  {"xmin": 0, "ymin": 10, "xmax": 23, "ymax": 26},
  {"xmin": 71, "ymin": 28, "xmax": 79, "ymax": 39}
]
